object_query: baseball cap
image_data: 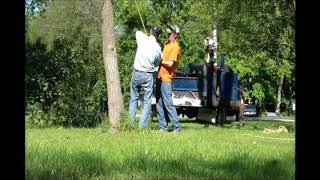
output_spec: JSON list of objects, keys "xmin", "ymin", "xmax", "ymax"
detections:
[
  {"xmin": 151, "ymin": 25, "xmax": 162, "ymax": 37},
  {"xmin": 166, "ymin": 25, "xmax": 180, "ymax": 34}
]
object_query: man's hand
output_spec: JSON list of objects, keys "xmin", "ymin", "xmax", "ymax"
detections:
[{"xmin": 161, "ymin": 60, "xmax": 175, "ymax": 68}]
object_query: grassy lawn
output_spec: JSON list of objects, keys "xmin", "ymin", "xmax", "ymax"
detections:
[{"xmin": 26, "ymin": 119, "xmax": 295, "ymax": 180}]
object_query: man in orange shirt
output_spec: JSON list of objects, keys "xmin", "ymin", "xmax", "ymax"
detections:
[{"xmin": 156, "ymin": 25, "xmax": 181, "ymax": 133}]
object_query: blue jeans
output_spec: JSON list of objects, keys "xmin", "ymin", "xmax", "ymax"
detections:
[
  {"xmin": 129, "ymin": 71, "xmax": 153, "ymax": 128},
  {"xmin": 156, "ymin": 80, "xmax": 181, "ymax": 130}
]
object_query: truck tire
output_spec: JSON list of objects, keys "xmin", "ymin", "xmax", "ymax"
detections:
[
  {"xmin": 236, "ymin": 111, "xmax": 240, "ymax": 121},
  {"xmin": 184, "ymin": 107, "xmax": 198, "ymax": 119},
  {"xmin": 235, "ymin": 107, "xmax": 240, "ymax": 121},
  {"xmin": 217, "ymin": 106, "xmax": 227, "ymax": 126}
]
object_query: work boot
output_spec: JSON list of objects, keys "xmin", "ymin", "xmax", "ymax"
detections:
[
  {"xmin": 158, "ymin": 129, "xmax": 168, "ymax": 133},
  {"xmin": 172, "ymin": 128, "xmax": 181, "ymax": 133}
]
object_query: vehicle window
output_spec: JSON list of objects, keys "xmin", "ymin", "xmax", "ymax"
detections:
[{"xmin": 247, "ymin": 104, "xmax": 256, "ymax": 108}]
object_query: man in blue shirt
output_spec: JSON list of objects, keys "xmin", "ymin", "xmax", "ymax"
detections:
[{"xmin": 129, "ymin": 25, "xmax": 162, "ymax": 128}]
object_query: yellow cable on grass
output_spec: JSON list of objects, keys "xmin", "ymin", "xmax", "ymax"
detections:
[{"xmin": 242, "ymin": 134, "xmax": 295, "ymax": 141}]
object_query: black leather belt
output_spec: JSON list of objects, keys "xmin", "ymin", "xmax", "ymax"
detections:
[{"xmin": 134, "ymin": 69, "xmax": 153, "ymax": 73}]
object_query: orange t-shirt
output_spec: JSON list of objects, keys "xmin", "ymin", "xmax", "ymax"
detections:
[{"xmin": 157, "ymin": 41, "xmax": 180, "ymax": 82}]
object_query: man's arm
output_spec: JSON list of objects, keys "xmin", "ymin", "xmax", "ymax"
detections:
[
  {"xmin": 161, "ymin": 60, "xmax": 175, "ymax": 68},
  {"xmin": 135, "ymin": 31, "xmax": 148, "ymax": 47},
  {"xmin": 154, "ymin": 53, "xmax": 161, "ymax": 67},
  {"xmin": 160, "ymin": 44, "xmax": 180, "ymax": 69},
  {"xmin": 161, "ymin": 45, "xmax": 180, "ymax": 68}
]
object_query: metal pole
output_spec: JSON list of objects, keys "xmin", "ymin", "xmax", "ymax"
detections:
[{"xmin": 213, "ymin": 26, "xmax": 218, "ymax": 62}]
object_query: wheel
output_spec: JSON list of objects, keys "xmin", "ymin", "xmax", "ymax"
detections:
[
  {"xmin": 218, "ymin": 106, "xmax": 227, "ymax": 126},
  {"xmin": 185, "ymin": 108, "xmax": 198, "ymax": 119}
]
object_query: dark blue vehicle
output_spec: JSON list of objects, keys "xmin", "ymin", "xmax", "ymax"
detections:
[
  {"xmin": 150, "ymin": 53, "xmax": 242, "ymax": 125},
  {"xmin": 144, "ymin": 31, "xmax": 242, "ymax": 125}
]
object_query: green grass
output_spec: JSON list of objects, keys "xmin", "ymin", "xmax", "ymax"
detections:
[{"xmin": 26, "ymin": 119, "xmax": 295, "ymax": 180}]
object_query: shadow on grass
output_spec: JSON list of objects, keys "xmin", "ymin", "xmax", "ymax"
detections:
[
  {"xmin": 26, "ymin": 151, "xmax": 107, "ymax": 179},
  {"xmin": 146, "ymin": 117, "xmax": 295, "ymax": 133},
  {"xmin": 26, "ymin": 150, "xmax": 294, "ymax": 179},
  {"xmin": 149, "ymin": 118, "xmax": 240, "ymax": 131}
]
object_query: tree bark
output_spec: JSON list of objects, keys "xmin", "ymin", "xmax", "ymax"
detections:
[
  {"xmin": 275, "ymin": 76, "xmax": 283, "ymax": 114},
  {"xmin": 101, "ymin": 0, "xmax": 124, "ymax": 133}
]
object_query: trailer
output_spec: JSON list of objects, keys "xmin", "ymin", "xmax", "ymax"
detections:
[
  {"xmin": 143, "ymin": 30, "xmax": 242, "ymax": 125},
  {"xmin": 149, "ymin": 54, "xmax": 242, "ymax": 125}
]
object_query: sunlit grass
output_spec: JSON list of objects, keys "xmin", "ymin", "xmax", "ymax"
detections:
[{"xmin": 26, "ymin": 119, "xmax": 295, "ymax": 179}]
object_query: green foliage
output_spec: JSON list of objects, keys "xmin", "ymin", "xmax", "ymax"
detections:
[
  {"xmin": 26, "ymin": 37, "xmax": 106, "ymax": 127},
  {"xmin": 25, "ymin": 0, "xmax": 295, "ymax": 126},
  {"xmin": 26, "ymin": 0, "xmax": 106, "ymax": 127},
  {"xmin": 118, "ymin": 110, "xmax": 132, "ymax": 131},
  {"xmin": 217, "ymin": 0, "xmax": 295, "ymax": 106},
  {"xmin": 251, "ymin": 83, "xmax": 265, "ymax": 102}
]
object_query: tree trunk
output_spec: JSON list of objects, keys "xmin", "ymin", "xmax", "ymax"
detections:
[
  {"xmin": 275, "ymin": 76, "xmax": 283, "ymax": 114},
  {"xmin": 101, "ymin": 0, "xmax": 124, "ymax": 133}
]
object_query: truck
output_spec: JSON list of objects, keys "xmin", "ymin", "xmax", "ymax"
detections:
[{"xmin": 145, "ymin": 30, "xmax": 242, "ymax": 125}]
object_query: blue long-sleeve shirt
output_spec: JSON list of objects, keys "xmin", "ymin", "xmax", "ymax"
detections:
[{"xmin": 133, "ymin": 31, "xmax": 162, "ymax": 72}]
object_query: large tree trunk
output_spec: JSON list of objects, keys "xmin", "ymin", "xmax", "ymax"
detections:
[
  {"xmin": 275, "ymin": 76, "xmax": 283, "ymax": 114},
  {"xmin": 101, "ymin": 0, "xmax": 124, "ymax": 133}
]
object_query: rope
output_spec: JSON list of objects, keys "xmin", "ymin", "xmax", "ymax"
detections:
[
  {"xmin": 134, "ymin": 0, "xmax": 147, "ymax": 34},
  {"xmin": 242, "ymin": 134, "xmax": 295, "ymax": 141}
]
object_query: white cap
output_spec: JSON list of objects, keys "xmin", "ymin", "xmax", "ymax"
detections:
[
  {"xmin": 213, "ymin": 62, "xmax": 218, "ymax": 67},
  {"xmin": 166, "ymin": 25, "xmax": 180, "ymax": 34}
]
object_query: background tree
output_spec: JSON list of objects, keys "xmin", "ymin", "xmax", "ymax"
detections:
[
  {"xmin": 25, "ymin": 0, "xmax": 295, "ymax": 128},
  {"xmin": 102, "ymin": 0, "xmax": 124, "ymax": 133},
  {"xmin": 26, "ymin": 0, "xmax": 107, "ymax": 127}
]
